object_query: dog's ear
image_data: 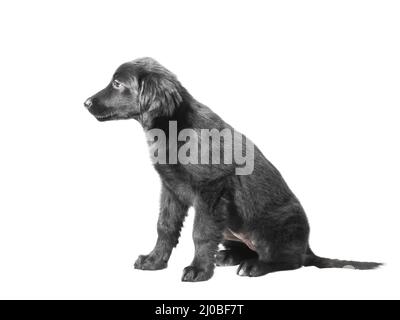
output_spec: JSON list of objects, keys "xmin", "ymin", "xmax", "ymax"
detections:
[{"xmin": 138, "ymin": 74, "xmax": 183, "ymax": 121}]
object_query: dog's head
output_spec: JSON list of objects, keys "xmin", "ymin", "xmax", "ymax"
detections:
[{"xmin": 84, "ymin": 57, "xmax": 183, "ymax": 125}]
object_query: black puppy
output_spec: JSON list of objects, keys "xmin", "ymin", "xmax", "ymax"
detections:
[{"xmin": 84, "ymin": 57, "xmax": 381, "ymax": 282}]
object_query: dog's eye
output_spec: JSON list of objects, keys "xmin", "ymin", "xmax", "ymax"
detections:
[{"xmin": 112, "ymin": 80, "xmax": 122, "ymax": 89}]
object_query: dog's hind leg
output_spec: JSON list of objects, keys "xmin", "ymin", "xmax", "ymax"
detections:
[
  {"xmin": 237, "ymin": 248, "xmax": 304, "ymax": 277},
  {"xmin": 134, "ymin": 184, "xmax": 188, "ymax": 271},
  {"xmin": 216, "ymin": 240, "xmax": 258, "ymax": 266},
  {"xmin": 237, "ymin": 204, "xmax": 310, "ymax": 277}
]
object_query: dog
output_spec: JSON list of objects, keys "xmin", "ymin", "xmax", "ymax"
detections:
[{"xmin": 84, "ymin": 57, "xmax": 381, "ymax": 281}]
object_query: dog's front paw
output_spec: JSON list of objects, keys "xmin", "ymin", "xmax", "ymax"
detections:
[
  {"xmin": 134, "ymin": 254, "xmax": 167, "ymax": 270},
  {"xmin": 181, "ymin": 265, "xmax": 214, "ymax": 282}
]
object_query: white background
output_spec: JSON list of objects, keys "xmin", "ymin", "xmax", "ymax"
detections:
[{"xmin": 0, "ymin": 0, "xmax": 399, "ymax": 300}]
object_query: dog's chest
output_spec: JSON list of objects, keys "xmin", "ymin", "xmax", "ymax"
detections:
[
  {"xmin": 144, "ymin": 129, "xmax": 180, "ymax": 163},
  {"xmin": 145, "ymin": 130, "xmax": 166, "ymax": 157}
]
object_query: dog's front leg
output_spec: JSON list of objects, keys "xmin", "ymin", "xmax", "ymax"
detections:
[
  {"xmin": 134, "ymin": 185, "xmax": 188, "ymax": 270},
  {"xmin": 182, "ymin": 198, "xmax": 225, "ymax": 282}
]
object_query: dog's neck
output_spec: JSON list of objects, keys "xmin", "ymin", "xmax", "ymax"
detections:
[{"xmin": 140, "ymin": 92, "xmax": 196, "ymax": 132}]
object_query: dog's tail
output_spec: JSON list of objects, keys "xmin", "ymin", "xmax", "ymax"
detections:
[{"xmin": 303, "ymin": 247, "xmax": 382, "ymax": 270}]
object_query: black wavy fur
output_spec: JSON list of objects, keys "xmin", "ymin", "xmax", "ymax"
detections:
[{"xmin": 85, "ymin": 57, "xmax": 382, "ymax": 281}]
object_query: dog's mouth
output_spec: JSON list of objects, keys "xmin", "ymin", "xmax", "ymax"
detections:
[
  {"xmin": 94, "ymin": 111, "xmax": 141, "ymax": 121},
  {"xmin": 94, "ymin": 112, "xmax": 118, "ymax": 121}
]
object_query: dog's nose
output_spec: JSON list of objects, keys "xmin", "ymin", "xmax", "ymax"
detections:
[{"xmin": 84, "ymin": 98, "xmax": 92, "ymax": 109}]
